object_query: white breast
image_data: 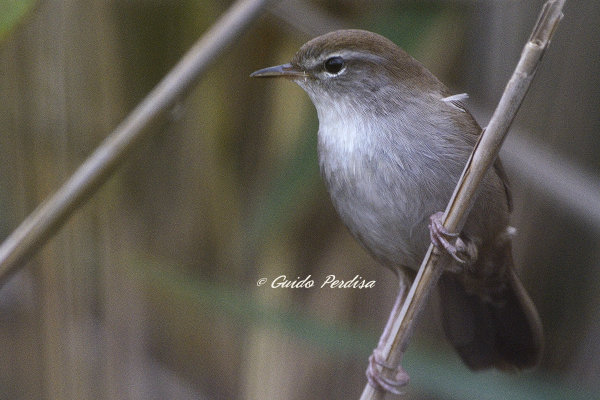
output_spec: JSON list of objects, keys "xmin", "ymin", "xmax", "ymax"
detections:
[{"xmin": 312, "ymin": 99, "xmax": 432, "ymax": 267}]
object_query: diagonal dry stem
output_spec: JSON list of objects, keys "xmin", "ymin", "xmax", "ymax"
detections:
[
  {"xmin": 360, "ymin": 1, "xmax": 566, "ymax": 398},
  {"xmin": 0, "ymin": 0, "xmax": 273, "ymax": 285}
]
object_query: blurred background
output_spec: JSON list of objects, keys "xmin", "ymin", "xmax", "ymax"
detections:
[{"xmin": 0, "ymin": 0, "xmax": 599, "ymax": 399}]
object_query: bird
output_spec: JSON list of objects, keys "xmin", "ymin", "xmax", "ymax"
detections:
[{"xmin": 251, "ymin": 29, "xmax": 543, "ymax": 394}]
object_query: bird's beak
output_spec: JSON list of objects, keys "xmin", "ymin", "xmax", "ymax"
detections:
[{"xmin": 250, "ymin": 63, "xmax": 307, "ymax": 79}]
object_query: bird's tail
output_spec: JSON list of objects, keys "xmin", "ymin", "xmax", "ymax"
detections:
[{"xmin": 438, "ymin": 248, "xmax": 543, "ymax": 371}]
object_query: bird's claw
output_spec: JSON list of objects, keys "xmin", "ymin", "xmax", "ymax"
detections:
[
  {"xmin": 428, "ymin": 212, "xmax": 473, "ymax": 264},
  {"xmin": 366, "ymin": 350, "xmax": 410, "ymax": 395}
]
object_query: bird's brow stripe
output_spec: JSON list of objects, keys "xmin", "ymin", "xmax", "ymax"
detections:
[{"xmin": 329, "ymin": 50, "xmax": 385, "ymax": 63}]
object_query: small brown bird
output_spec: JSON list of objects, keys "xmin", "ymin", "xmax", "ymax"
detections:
[{"xmin": 252, "ymin": 29, "xmax": 543, "ymax": 393}]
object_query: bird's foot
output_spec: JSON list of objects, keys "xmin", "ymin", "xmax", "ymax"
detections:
[
  {"xmin": 428, "ymin": 212, "xmax": 476, "ymax": 264},
  {"xmin": 366, "ymin": 350, "xmax": 410, "ymax": 395}
]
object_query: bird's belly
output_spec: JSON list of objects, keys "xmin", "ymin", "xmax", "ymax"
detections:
[
  {"xmin": 317, "ymin": 121, "xmax": 463, "ymax": 269},
  {"xmin": 323, "ymin": 165, "xmax": 448, "ymax": 269}
]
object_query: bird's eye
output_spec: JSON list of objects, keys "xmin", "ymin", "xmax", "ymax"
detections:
[{"xmin": 323, "ymin": 56, "xmax": 345, "ymax": 74}]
